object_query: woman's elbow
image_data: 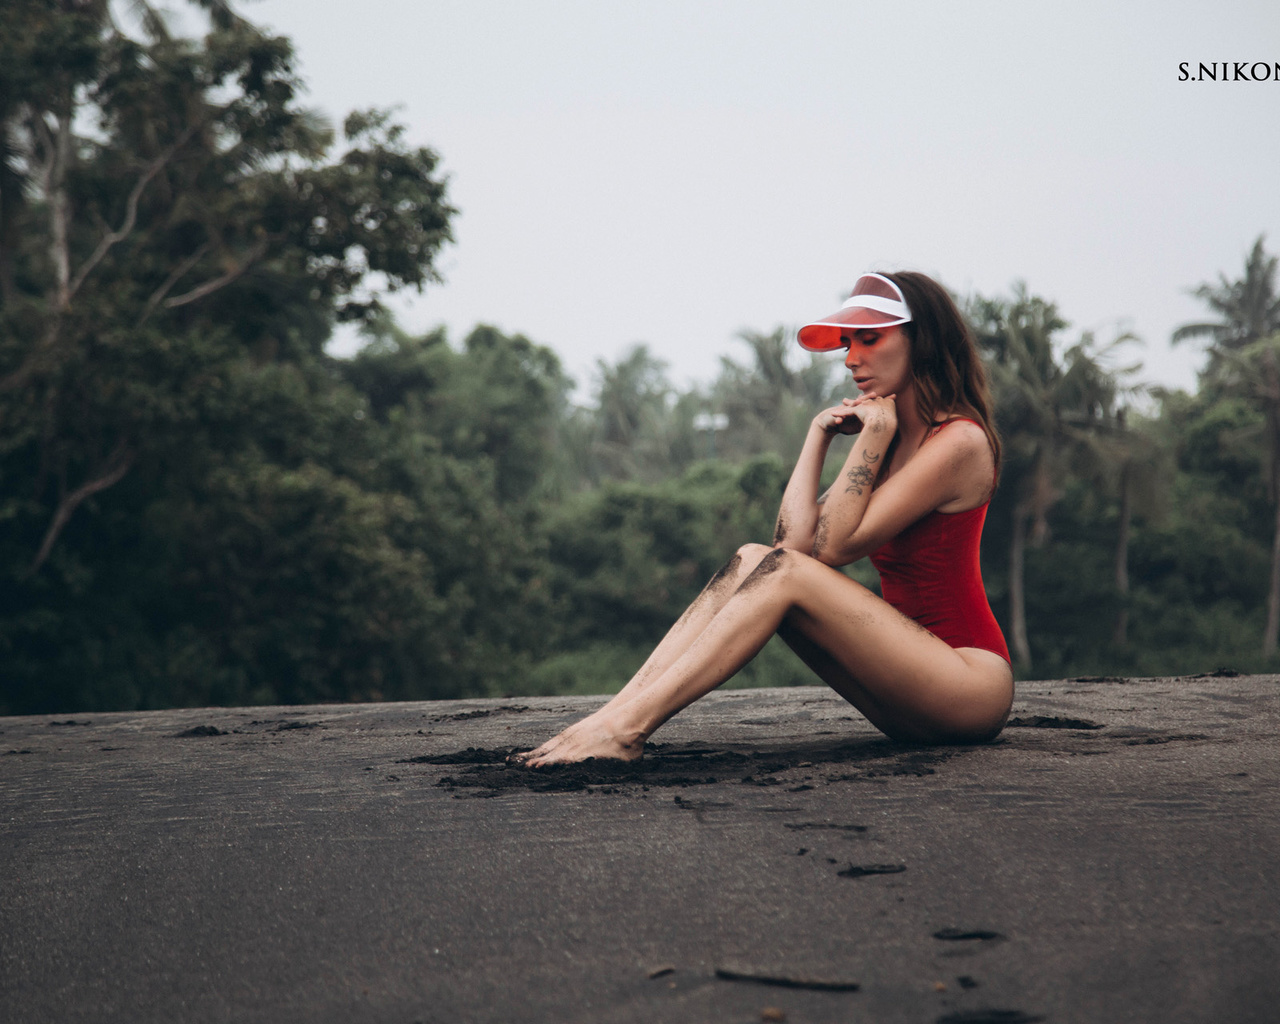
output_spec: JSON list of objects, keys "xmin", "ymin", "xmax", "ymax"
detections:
[
  {"xmin": 808, "ymin": 534, "xmax": 848, "ymax": 566},
  {"xmin": 810, "ymin": 546, "xmax": 849, "ymax": 567},
  {"xmin": 774, "ymin": 536, "xmax": 810, "ymax": 554},
  {"xmin": 809, "ymin": 520, "xmax": 864, "ymax": 566}
]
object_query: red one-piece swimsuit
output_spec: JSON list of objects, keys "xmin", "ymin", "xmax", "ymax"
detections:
[{"xmin": 868, "ymin": 421, "xmax": 1010, "ymax": 663}]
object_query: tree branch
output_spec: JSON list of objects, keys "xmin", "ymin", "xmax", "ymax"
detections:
[
  {"xmin": 138, "ymin": 240, "xmax": 211, "ymax": 325},
  {"xmin": 64, "ymin": 125, "xmax": 197, "ymax": 307},
  {"xmin": 162, "ymin": 237, "xmax": 269, "ymax": 309},
  {"xmin": 2, "ymin": 120, "xmax": 198, "ymax": 390},
  {"xmin": 27, "ymin": 440, "xmax": 135, "ymax": 576}
]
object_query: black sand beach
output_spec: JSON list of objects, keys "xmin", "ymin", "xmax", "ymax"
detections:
[{"xmin": 2, "ymin": 675, "xmax": 1277, "ymax": 1023}]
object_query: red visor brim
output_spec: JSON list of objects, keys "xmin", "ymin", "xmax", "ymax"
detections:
[{"xmin": 797, "ymin": 306, "xmax": 910, "ymax": 352}]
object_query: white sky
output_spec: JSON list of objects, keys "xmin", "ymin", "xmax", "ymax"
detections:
[{"xmin": 245, "ymin": 0, "xmax": 1279, "ymax": 398}]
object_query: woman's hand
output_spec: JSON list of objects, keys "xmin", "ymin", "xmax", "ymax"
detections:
[{"xmin": 813, "ymin": 394, "xmax": 897, "ymax": 436}]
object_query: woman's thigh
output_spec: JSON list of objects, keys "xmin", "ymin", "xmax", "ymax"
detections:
[{"xmin": 776, "ymin": 558, "xmax": 1013, "ymax": 743}]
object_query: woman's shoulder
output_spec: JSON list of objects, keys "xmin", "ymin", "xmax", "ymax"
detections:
[
  {"xmin": 927, "ymin": 416, "xmax": 989, "ymax": 452},
  {"xmin": 922, "ymin": 417, "xmax": 997, "ymax": 501}
]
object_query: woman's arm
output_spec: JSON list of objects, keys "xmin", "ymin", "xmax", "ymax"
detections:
[
  {"xmin": 771, "ymin": 421, "xmax": 833, "ymax": 551},
  {"xmin": 805, "ymin": 397, "xmax": 897, "ymax": 559},
  {"xmin": 772, "ymin": 396, "xmax": 893, "ymax": 552},
  {"xmin": 812, "ymin": 417, "xmax": 994, "ymax": 566}
]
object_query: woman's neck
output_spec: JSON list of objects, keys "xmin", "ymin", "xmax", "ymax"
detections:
[{"xmin": 892, "ymin": 384, "xmax": 931, "ymax": 448}]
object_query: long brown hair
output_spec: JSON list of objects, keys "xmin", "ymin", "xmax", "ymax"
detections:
[{"xmin": 882, "ymin": 270, "xmax": 1002, "ymax": 470}]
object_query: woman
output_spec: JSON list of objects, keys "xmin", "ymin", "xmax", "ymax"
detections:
[{"xmin": 518, "ymin": 271, "xmax": 1012, "ymax": 765}]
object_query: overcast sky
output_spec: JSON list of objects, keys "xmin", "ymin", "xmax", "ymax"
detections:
[{"xmin": 247, "ymin": 0, "xmax": 1278, "ymax": 399}]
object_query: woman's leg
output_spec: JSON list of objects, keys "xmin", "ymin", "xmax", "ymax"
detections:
[
  {"xmin": 604, "ymin": 543, "xmax": 775, "ymax": 704},
  {"xmin": 523, "ymin": 548, "xmax": 1013, "ymax": 764},
  {"xmin": 514, "ymin": 544, "xmax": 774, "ymax": 762}
]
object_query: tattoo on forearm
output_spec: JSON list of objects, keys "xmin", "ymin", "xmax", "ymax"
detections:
[
  {"xmin": 861, "ymin": 449, "xmax": 880, "ymax": 466},
  {"xmin": 844, "ymin": 464, "xmax": 874, "ymax": 495}
]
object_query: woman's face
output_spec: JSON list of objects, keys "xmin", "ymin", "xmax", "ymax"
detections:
[{"xmin": 840, "ymin": 326, "xmax": 912, "ymax": 397}]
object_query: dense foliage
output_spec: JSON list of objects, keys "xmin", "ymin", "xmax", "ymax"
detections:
[{"xmin": 2, "ymin": 3, "xmax": 1278, "ymax": 714}]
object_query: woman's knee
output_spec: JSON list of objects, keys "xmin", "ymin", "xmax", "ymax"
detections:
[
  {"xmin": 699, "ymin": 544, "xmax": 785, "ymax": 601},
  {"xmin": 731, "ymin": 545, "xmax": 829, "ymax": 601},
  {"xmin": 736, "ymin": 542, "xmax": 773, "ymax": 567},
  {"xmin": 705, "ymin": 546, "xmax": 763, "ymax": 595},
  {"xmin": 737, "ymin": 546, "xmax": 797, "ymax": 592}
]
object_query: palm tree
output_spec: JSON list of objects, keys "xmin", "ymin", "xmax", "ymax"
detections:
[
  {"xmin": 1173, "ymin": 236, "xmax": 1280, "ymax": 386},
  {"xmin": 1109, "ymin": 404, "xmax": 1173, "ymax": 646},
  {"xmin": 712, "ymin": 327, "xmax": 840, "ymax": 461},
  {"xmin": 1176, "ymin": 237, "xmax": 1280, "ymax": 656},
  {"xmin": 590, "ymin": 344, "xmax": 676, "ymax": 482},
  {"xmin": 972, "ymin": 286, "xmax": 1124, "ymax": 670},
  {"xmin": 1202, "ymin": 332, "xmax": 1280, "ymax": 656}
]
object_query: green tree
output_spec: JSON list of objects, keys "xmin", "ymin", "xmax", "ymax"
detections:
[
  {"xmin": 711, "ymin": 327, "xmax": 840, "ymax": 462},
  {"xmin": 1109, "ymin": 404, "xmax": 1174, "ymax": 646},
  {"xmin": 0, "ymin": 1, "xmax": 483, "ymax": 713},
  {"xmin": 1206, "ymin": 334, "xmax": 1280, "ymax": 655},
  {"xmin": 584, "ymin": 343, "xmax": 687, "ymax": 483},
  {"xmin": 0, "ymin": 0, "xmax": 452, "ymax": 574},
  {"xmin": 1176, "ymin": 237, "xmax": 1280, "ymax": 656},
  {"xmin": 1173, "ymin": 236, "xmax": 1280, "ymax": 385},
  {"xmin": 345, "ymin": 319, "xmax": 572, "ymax": 502},
  {"xmin": 973, "ymin": 286, "xmax": 1124, "ymax": 670},
  {"xmin": 1119, "ymin": 389, "xmax": 1271, "ymax": 673}
]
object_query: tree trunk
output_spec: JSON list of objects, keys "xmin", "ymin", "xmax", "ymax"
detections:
[
  {"xmin": 0, "ymin": 161, "xmax": 17, "ymax": 306},
  {"xmin": 1030, "ymin": 445, "xmax": 1056, "ymax": 546},
  {"xmin": 1113, "ymin": 457, "xmax": 1132, "ymax": 646},
  {"xmin": 1263, "ymin": 358, "xmax": 1280, "ymax": 658},
  {"xmin": 1266, "ymin": 492, "xmax": 1280, "ymax": 657},
  {"xmin": 1009, "ymin": 508, "xmax": 1032, "ymax": 670},
  {"xmin": 40, "ymin": 112, "xmax": 73, "ymax": 307}
]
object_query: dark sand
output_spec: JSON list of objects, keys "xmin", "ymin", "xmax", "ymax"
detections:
[{"xmin": 2, "ymin": 674, "xmax": 1277, "ymax": 1023}]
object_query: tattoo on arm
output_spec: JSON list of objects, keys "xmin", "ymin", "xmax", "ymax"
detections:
[
  {"xmin": 844, "ymin": 464, "xmax": 874, "ymax": 495},
  {"xmin": 861, "ymin": 449, "xmax": 880, "ymax": 466}
]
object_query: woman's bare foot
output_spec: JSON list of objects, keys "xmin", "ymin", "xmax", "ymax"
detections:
[
  {"xmin": 513, "ymin": 709, "xmax": 646, "ymax": 766},
  {"xmin": 508, "ymin": 714, "xmax": 591, "ymax": 764}
]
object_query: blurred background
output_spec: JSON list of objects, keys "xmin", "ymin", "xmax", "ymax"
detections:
[{"xmin": 1, "ymin": 0, "xmax": 1277, "ymax": 713}]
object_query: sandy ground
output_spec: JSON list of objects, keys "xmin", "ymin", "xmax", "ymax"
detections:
[{"xmin": 1, "ymin": 674, "xmax": 1277, "ymax": 1023}]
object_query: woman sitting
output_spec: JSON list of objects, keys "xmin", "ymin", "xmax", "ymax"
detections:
[{"xmin": 518, "ymin": 271, "xmax": 1012, "ymax": 765}]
